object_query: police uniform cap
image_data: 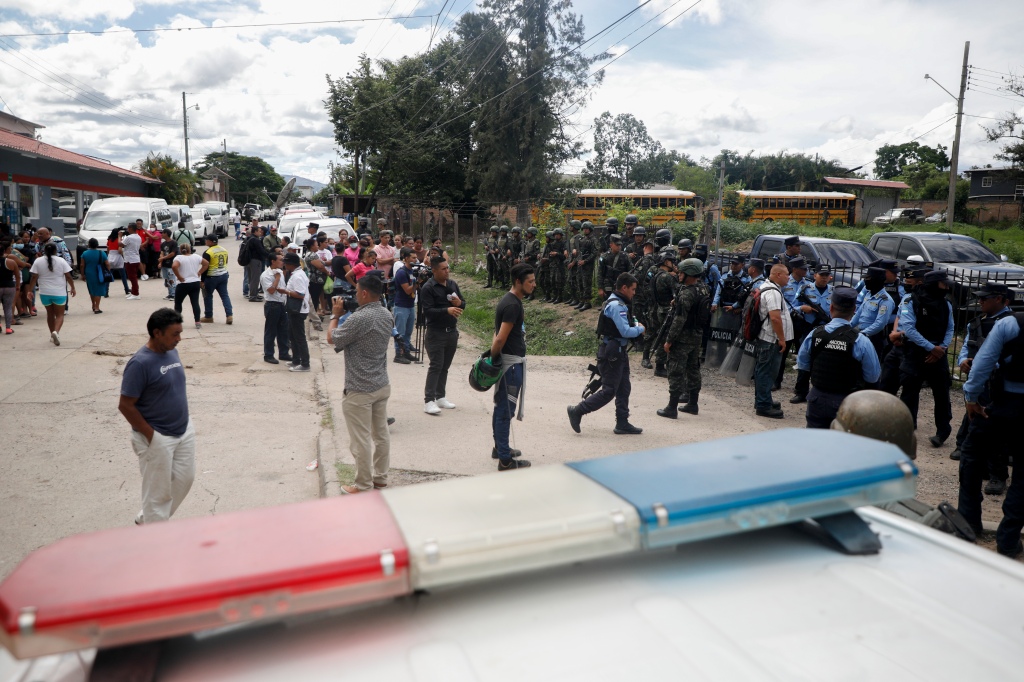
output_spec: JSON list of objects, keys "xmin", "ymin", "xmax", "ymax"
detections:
[
  {"xmin": 864, "ymin": 266, "xmax": 886, "ymax": 281},
  {"xmin": 609, "ymin": 234, "xmax": 622, "ymax": 244},
  {"xmin": 832, "ymin": 286, "xmax": 858, "ymax": 308},
  {"xmin": 903, "ymin": 266, "xmax": 929, "ymax": 279},
  {"xmin": 624, "ymin": 214, "xmax": 638, "ymax": 225},
  {"xmin": 679, "ymin": 258, "xmax": 703, "ymax": 276},
  {"xmin": 784, "ymin": 236, "xmax": 801, "ymax": 247},
  {"xmin": 977, "ymin": 282, "xmax": 1011, "ymax": 298},
  {"xmin": 749, "ymin": 257, "xmax": 765, "ymax": 269},
  {"xmin": 816, "ymin": 264, "xmax": 832, "ymax": 275},
  {"xmin": 877, "ymin": 259, "xmax": 899, "ymax": 273},
  {"xmin": 633, "ymin": 226, "xmax": 646, "ymax": 236},
  {"xmin": 730, "ymin": 255, "xmax": 745, "ymax": 264},
  {"xmin": 694, "ymin": 243, "xmax": 709, "ymax": 254},
  {"xmin": 923, "ymin": 270, "xmax": 950, "ymax": 285},
  {"xmin": 789, "ymin": 256, "xmax": 808, "ymax": 270}
]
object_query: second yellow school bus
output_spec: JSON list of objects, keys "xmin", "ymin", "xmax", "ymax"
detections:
[
  {"xmin": 570, "ymin": 189, "xmax": 699, "ymax": 225},
  {"xmin": 738, "ymin": 191, "xmax": 856, "ymax": 225}
]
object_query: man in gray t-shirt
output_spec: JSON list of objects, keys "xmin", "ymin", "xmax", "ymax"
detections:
[{"xmin": 118, "ymin": 308, "xmax": 195, "ymax": 524}]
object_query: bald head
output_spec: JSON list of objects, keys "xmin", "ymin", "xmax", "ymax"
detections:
[
  {"xmin": 769, "ymin": 264, "xmax": 789, "ymax": 286},
  {"xmin": 35, "ymin": 227, "xmax": 50, "ymax": 240}
]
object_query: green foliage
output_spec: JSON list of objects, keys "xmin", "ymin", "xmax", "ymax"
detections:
[
  {"xmin": 673, "ymin": 161, "xmax": 717, "ymax": 200},
  {"xmin": 721, "ymin": 185, "xmax": 755, "ymax": 220},
  {"xmin": 601, "ymin": 201, "xmax": 685, "ymax": 227},
  {"xmin": 712, "ymin": 149, "xmax": 848, "ymax": 191},
  {"xmin": 192, "ymin": 152, "xmax": 285, "ymax": 205},
  {"xmin": 135, "ymin": 153, "xmax": 202, "ymax": 205},
  {"xmin": 874, "ymin": 141, "xmax": 949, "ymax": 180},
  {"xmin": 534, "ymin": 203, "xmax": 567, "ymax": 234},
  {"xmin": 584, "ymin": 112, "xmax": 678, "ymax": 188}
]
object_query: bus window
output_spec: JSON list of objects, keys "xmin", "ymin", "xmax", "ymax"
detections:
[
  {"xmin": 785, "ymin": 199, "xmax": 793, "ymax": 209},
  {"xmin": 753, "ymin": 199, "xmax": 762, "ymax": 208},
  {"xmin": 798, "ymin": 199, "xmax": 806, "ymax": 209},
  {"xmin": 585, "ymin": 197, "xmax": 594, "ymax": 208},
  {"xmin": 576, "ymin": 197, "xmax": 585, "ymax": 208},
  {"xmin": 640, "ymin": 198, "xmax": 650, "ymax": 209},
  {"xmin": 768, "ymin": 198, "xmax": 776, "ymax": 209},
  {"xmin": 812, "ymin": 199, "xmax": 820, "ymax": 209},
  {"xmin": 828, "ymin": 199, "xmax": 836, "ymax": 209},
  {"xmin": 657, "ymin": 198, "xmax": 666, "ymax": 208},
  {"xmin": 666, "ymin": 198, "xmax": 676, "ymax": 207}
]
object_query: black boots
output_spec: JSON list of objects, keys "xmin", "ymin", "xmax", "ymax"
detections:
[
  {"xmin": 657, "ymin": 393, "xmax": 680, "ymax": 419},
  {"xmin": 641, "ymin": 350, "xmax": 652, "ymax": 369},
  {"xmin": 679, "ymin": 390, "xmax": 699, "ymax": 415},
  {"xmin": 577, "ymin": 302, "xmax": 592, "ymax": 311},
  {"xmin": 614, "ymin": 420, "xmax": 643, "ymax": 435},
  {"xmin": 654, "ymin": 362, "xmax": 667, "ymax": 378},
  {"xmin": 566, "ymin": 404, "xmax": 583, "ymax": 433}
]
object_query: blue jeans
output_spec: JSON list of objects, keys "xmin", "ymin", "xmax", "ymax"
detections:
[
  {"xmin": 754, "ymin": 338, "xmax": 784, "ymax": 411},
  {"xmin": 492, "ymin": 363, "xmax": 523, "ymax": 461},
  {"xmin": 203, "ymin": 273, "xmax": 233, "ymax": 318},
  {"xmin": 161, "ymin": 266, "xmax": 176, "ymax": 297},
  {"xmin": 393, "ymin": 304, "xmax": 415, "ymax": 351}
]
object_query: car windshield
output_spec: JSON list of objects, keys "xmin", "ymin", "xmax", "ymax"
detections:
[
  {"xmin": 887, "ymin": 209, "xmax": 902, "ymax": 217},
  {"xmin": 814, "ymin": 242, "xmax": 877, "ymax": 267},
  {"xmin": 82, "ymin": 211, "xmax": 147, "ymax": 233},
  {"xmin": 921, "ymin": 238, "xmax": 998, "ymax": 263}
]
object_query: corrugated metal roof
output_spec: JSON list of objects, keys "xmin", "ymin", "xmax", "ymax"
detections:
[
  {"xmin": 824, "ymin": 177, "xmax": 910, "ymax": 190},
  {"xmin": 0, "ymin": 129, "xmax": 160, "ymax": 184}
]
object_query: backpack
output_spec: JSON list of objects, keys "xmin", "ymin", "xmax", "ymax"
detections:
[
  {"xmin": 741, "ymin": 285, "xmax": 769, "ymax": 341},
  {"xmin": 237, "ymin": 238, "xmax": 252, "ymax": 266},
  {"xmin": 173, "ymin": 229, "xmax": 194, "ymax": 248},
  {"xmin": 690, "ymin": 285, "xmax": 712, "ymax": 330}
]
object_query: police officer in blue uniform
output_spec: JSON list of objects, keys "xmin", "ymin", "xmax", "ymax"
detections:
[
  {"xmin": 957, "ymin": 308, "xmax": 1024, "ymax": 557},
  {"xmin": 790, "ymin": 264, "xmax": 834, "ymax": 404},
  {"xmin": 851, "ymin": 266, "xmax": 895, "ymax": 361},
  {"xmin": 795, "ymin": 287, "xmax": 881, "ymax": 428},
  {"xmin": 567, "ymin": 272, "xmax": 646, "ymax": 436},
  {"xmin": 950, "ymin": 283, "xmax": 1014, "ymax": 496},
  {"xmin": 746, "ymin": 258, "xmax": 767, "ymax": 292},
  {"xmin": 712, "ymin": 255, "xmax": 749, "ymax": 312},
  {"xmin": 879, "ymin": 264, "xmax": 928, "ymax": 394},
  {"xmin": 775, "ymin": 256, "xmax": 812, "ymax": 390},
  {"xmin": 898, "ymin": 270, "xmax": 955, "ymax": 447}
]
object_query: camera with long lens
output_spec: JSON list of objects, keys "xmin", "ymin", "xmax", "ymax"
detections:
[{"xmin": 410, "ymin": 262, "xmax": 432, "ymax": 283}]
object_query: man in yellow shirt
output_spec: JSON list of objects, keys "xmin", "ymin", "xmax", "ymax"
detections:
[{"xmin": 199, "ymin": 233, "xmax": 233, "ymax": 325}]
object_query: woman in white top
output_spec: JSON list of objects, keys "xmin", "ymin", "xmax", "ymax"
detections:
[
  {"xmin": 28, "ymin": 242, "xmax": 76, "ymax": 346},
  {"xmin": 171, "ymin": 243, "xmax": 209, "ymax": 329}
]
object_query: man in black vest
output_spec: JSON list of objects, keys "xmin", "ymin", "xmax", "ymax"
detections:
[
  {"xmin": 794, "ymin": 287, "xmax": 881, "ymax": 428},
  {"xmin": 898, "ymin": 270, "xmax": 955, "ymax": 446},
  {"xmin": 950, "ymin": 283, "xmax": 1014, "ymax": 492}
]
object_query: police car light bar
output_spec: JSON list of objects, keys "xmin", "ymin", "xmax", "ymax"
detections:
[
  {"xmin": 569, "ymin": 429, "xmax": 917, "ymax": 550},
  {"xmin": 0, "ymin": 430, "xmax": 915, "ymax": 660}
]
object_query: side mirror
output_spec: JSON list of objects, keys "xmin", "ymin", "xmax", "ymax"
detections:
[{"xmin": 1001, "ymin": 254, "xmax": 1009, "ymax": 262}]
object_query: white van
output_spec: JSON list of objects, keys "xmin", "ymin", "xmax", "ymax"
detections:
[
  {"xmin": 166, "ymin": 204, "xmax": 197, "ymax": 237},
  {"xmin": 77, "ymin": 197, "xmax": 172, "ymax": 254},
  {"xmin": 196, "ymin": 202, "xmax": 229, "ymax": 237}
]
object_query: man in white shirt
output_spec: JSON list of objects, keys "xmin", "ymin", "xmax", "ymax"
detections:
[
  {"xmin": 260, "ymin": 252, "xmax": 291, "ymax": 364},
  {"xmin": 754, "ymin": 264, "xmax": 794, "ymax": 419},
  {"xmin": 122, "ymin": 224, "xmax": 143, "ymax": 298},
  {"xmin": 283, "ymin": 252, "xmax": 310, "ymax": 372}
]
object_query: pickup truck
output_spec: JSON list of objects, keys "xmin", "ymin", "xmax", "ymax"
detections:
[
  {"xmin": 867, "ymin": 231, "xmax": 1024, "ymax": 309},
  {"xmin": 746, "ymin": 234, "xmax": 878, "ymax": 287}
]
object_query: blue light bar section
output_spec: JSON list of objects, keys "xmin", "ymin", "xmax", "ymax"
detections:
[{"xmin": 568, "ymin": 429, "xmax": 917, "ymax": 549}]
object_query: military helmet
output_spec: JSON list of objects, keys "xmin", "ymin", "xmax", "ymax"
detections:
[
  {"xmin": 677, "ymin": 238, "xmax": 693, "ymax": 251},
  {"xmin": 569, "ymin": 219, "xmax": 582, "ymax": 230},
  {"xmin": 499, "ymin": 225, "xmax": 509, "ymax": 233},
  {"xmin": 624, "ymin": 214, "xmax": 638, "ymax": 225},
  {"xmin": 469, "ymin": 352, "xmax": 503, "ymax": 392},
  {"xmin": 609, "ymin": 234, "xmax": 622, "ymax": 244},
  {"xmin": 831, "ymin": 390, "xmax": 917, "ymax": 460},
  {"xmin": 679, "ymin": 257, "xmax": 704, "ymax": 277},
  {"xmin": 605, "ymin": 217, "xmax": 619, "ymax": 230},
  {"xmin": 633, "ymin": 226, "xmax": 647, "ymax": 236},
  {"xmin": 526, "ymin": 226, "xmax": 538, "ymax": 236},
  {"xmin": 489, "ymin": 225, "xmax": 499, "ymax": 233},
  {"xmin": 511, "ymin": 226, "xmax": 522, "ymax": 234},
  {"xmin": 550, "ymin": 228, "xmax": 564, "ymax": 236},
  {"xmin": 581, "ymin": 221, "xmax": 594, "ymax": 232},
  {"xmin": 658, "ymin": 251, "xmax": 678, "ymax": 266},
  {"xmin": 654, "ymin": 228, "xmax": 672, "ymax": 248},
  {"xmin": 643, "ymin": 239, "xmax": 656, "ymax": 249}
]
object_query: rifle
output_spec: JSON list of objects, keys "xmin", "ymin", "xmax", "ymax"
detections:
[
  {"xmin": 797, "ymin": 288, "xmax": 830, "ymax": 325},
  {"xmin": 653, "ymin": 307, "xmax": 677, "ymax": 351}
]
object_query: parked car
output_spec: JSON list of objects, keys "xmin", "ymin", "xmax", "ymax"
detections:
[
  {"xmin": 748, "ymin": 234, "xmax": 878, "ymax": 287},
  {"xmin": 165, "ymin": 204, "xmax": 197, "ymax": 238},
  {"xmin": 188, "ymin": 207, "xmax": 213, "ymax": 240},
  {"xmin": 277, "ymin": 211, "xmax": 325, "ymax": 243},
  {"xmin": 195, "ymin": 202, "xmax": 229, "ymax": 237},
  {"xmin": 867, "ymin": 231, "xmax": 1024, "ymax": 309},
  {"xmin": 76, "ymin": 197, "xmax": 172, "ymax": 259},
  {"xmin": 872, "ymin": 208, "xmax": 925, "ymax": 226},
  {"xmin": 288, "ymin": 217, "xmax": 353, "ymax": 246},
  {"xmin": 924, "ymin": 211, "xmax": 947, "ymax": 224},
  {"xmin": 241, "ymin": 203, "xmax": 261, "ymax": 221}
]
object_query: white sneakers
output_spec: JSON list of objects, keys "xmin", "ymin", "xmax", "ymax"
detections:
[
  {"xmin": 50, "ymin": 331, "xmax": 60, "ymax": 346},
  {"xmin": 424, "ymin": 401, "xmax": 441, "ymax": 415},
  {"xmin": 436, "ymin": 397, "xmax": 456, "ymax": 410},
  {"xmin": 126, "ymin": 294, "xmax": 139, "ymax": 300},
  {"xmin": 141, "ymin": 274, "xmax": 149, "ymax": 281}
]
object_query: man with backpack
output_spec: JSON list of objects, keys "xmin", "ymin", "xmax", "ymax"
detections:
[
  {"xmin": 752, "ymin": 264, "xmax": 794, "ymax": 419},
  {"xmin": 242, "ymin": 226, "xmax": 268, "ymax": 302},
  {"xmin": 658, "ymin": 258, "xmax": 710, "ymax": 418},
  {"xmin": 172, "ymin": 220, "xmax": 194, "ymax": 250}
]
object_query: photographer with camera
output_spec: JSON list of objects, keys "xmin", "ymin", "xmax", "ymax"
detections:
[
  {"xmin": 392, "ymin": 248, "xmax": 419, "ymax": 364},
  {"xmin": 420, "ymin": 256, "xmax": 465, "ymax": 415},
  {"xmin": 329, "ymin": 271, "xmax": 394, "ymax": 494}
]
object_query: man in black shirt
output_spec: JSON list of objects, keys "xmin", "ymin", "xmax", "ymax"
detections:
[
  {"xmin": 246, "ymin": 226, "xmax": 268, "ymax": 302},
  {"xmin": 420, "ymin": 257, "xmax": 466, "ymax": 414},
  {"xmin": 489, "ymin": 263, "xmax": 536, "ymax": 470}
]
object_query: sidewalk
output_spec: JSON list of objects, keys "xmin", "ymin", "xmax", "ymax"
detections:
[{"xmin": 0, "ymin": 235, "xmax": 320, "ymax": 580}]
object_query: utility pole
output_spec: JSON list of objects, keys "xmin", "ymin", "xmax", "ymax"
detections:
[
  {"xmin": 946, "ymin": 41, "xmax": 969, "ymax": 231},
  {"xmin": 714, "ymin": 159, "xmax": 725, "ymax": 256},
  {"xmin": 182, "ymin": 92, "xmax": 189, "ymax": 172}
]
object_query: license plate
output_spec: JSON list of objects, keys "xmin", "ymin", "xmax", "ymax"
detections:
[{"xmin": 1016, "ymin": 291, "xmax": 1024, "ymax": 301}]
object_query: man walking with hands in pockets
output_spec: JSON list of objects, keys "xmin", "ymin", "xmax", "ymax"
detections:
[{"xmin": 420, "ymin": 256, "xmax": 466, "ymax": 415}]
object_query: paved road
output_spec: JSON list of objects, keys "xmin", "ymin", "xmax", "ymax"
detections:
[{"xmin": 0, "ymin": 235, "xmax": 320, "ymax": 580}]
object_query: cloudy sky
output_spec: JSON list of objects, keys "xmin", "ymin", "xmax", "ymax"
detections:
[{"xmin": 0, "ymin": 0, "xmax": 1021, "ymax": 188}]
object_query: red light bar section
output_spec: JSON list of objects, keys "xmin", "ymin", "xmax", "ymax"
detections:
[{"xmin": 0, "ymin": 494, "xmax": 409, "ymax": 660}]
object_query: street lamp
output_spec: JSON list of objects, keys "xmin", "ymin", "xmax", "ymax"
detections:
[
  {"xmin": 923, "ymin": 41, "xmax": 969, "ymax": 231},
  {"xmin": 182, "ymin": 93, "xmax": 200, "ymax": 172}
]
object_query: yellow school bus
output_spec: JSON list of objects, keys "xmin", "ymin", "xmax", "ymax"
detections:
[
  {"xmin": 547, "ymin": 189, "xmax": 697, "ymax": 226},
  {"xmin": 738, "ymin": 191, "xmax": 856, "ymax": 225}
]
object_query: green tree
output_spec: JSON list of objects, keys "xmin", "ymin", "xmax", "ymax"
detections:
[
  {"xmin": 584, "ymin": 112, "xmax": 678, "ymax": 188},
  {"xmin": 873, "ymin": 142, "xmax": 950, "ymax": 180},
  {"xmin": 673, "ymin": 159, "xmax": 718, "ymax": 202},
  {"xmin": 192, "ymin": 152, "xmax": 285, "ymax": 206},
  {"xmin": 711, "ymin": 149, "xmax": 847, "ymax": 191},
  {"xmin": 721, "ymin": 184, "xmax": 755, "ymax": 220},
  {"xmin": 135, "ymin": 153, "xmax": 201, "ymax": 205}
]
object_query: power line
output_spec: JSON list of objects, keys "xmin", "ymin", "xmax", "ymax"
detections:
[
  {"xmin": 969, "ymin": 65, "xmax": 1021, "ymax": 79},
  {"xmin": 0, "ymin": 14, "xmax": 437, "ymax": 38}
]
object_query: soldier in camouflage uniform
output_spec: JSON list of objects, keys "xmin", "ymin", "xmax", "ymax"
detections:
[
  {"xmin": 623, "ymin": 214, "xmax": 638, "ymax": 243},
  {"xmin": 565, "ymin": 220, "xmax": 582, "ymax": 306},
  {"xmin": 575, "ymin": 221, "xmax": 598, "ymax": 311},
  {"xmin": 624, "ymin": 225, "xmax": 647, "ymax": 266},
  {"xmin": 658, "ymin": 258, "xmax": 709, "ymax": 418},
  {"xmin": 648, "ymin": 251, "xmax": 679, "ymax": 377},
  {"xmin": 539, "ymin": 230, "xmax": 555, "ymax": 301},
  {"xmin": 599, "ymin": 216, "xmax": 619, "ymax": 253},
  {"xmin": 496, "ymin": 226, "xmax": 510, "ymax": 289},
  {"xmin": 632, "ymin": 240, "xmax": 658, "ymax": 368},
  {"xmin": 522, "ymin": 227, "xmax": 541, "ymax": 301},
  {"xmin": 548, "ymin": 228, "xmax": 568, "ymax": 303},
  {"xmin": 484, "ymin": 225, "xmax": 499, "ymax": 288},
  {"xmin": 599, "ymin": 234, "xmax": 630, "ymax": 301},
  {"xmin": 509, "ymin": 226, "xmax": 524, "ymax": 266}
]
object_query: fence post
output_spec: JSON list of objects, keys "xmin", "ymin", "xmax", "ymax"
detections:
[
  {"xmin": 454, "ymin": 214, "xmax": 460, "ymax": 261},
  {"xmin": 438, "ymin": 211, "xmax": 444, "ymax": 245},
  {"xmin": 473, "ymin": 214, "xmax": 478, "ymax": 265}
]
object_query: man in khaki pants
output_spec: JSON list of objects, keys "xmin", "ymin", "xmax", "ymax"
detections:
[{"xmin": 328, "ymin": 271, "xmax": 394, "ymax": 493}]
